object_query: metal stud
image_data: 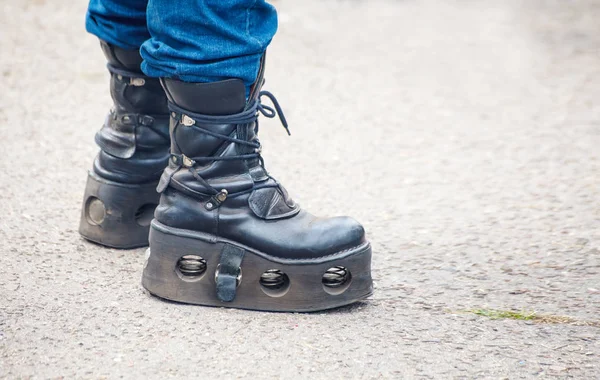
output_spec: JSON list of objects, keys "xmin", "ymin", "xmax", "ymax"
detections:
[
  {"xmin": 130, "ymin": 78, "xmax": 145, "ymax": 86},
  {"xmin": 181, "ymin": 115, "xmax": 195, "ymax": 126},
  {"xmin": 216, "ymin": 189, "xmax": 228, "ymax": 202},
  {"xmin": 182, "ymin": 155, "xmax": 194, "ymax": 167}
]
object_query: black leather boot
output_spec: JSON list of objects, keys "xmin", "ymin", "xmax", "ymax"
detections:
[
  {"xmin": 142, "ymin": 63, "xmax": 373, "ymax": 312},
  {"xmin": 79, "ymin": 41, "xmax": 170, "ymax": 249}
]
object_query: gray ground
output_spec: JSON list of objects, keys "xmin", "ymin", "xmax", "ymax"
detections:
[{"xmin": 1, "ymin": 0, "xmax": 599, "ymax": 378}]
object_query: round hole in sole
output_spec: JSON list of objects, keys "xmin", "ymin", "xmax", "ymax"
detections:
[
  {"xmin": 86, "ymin": 197, "xmax": 106, "ymax": 225},
  {"xmin": 322, "ymin": 266, "xmax": 352, "ymax": 295},
  {"xmin": 259, "ymin": 269, "xmax": 291, "ymax": 297},
  {"xmin": 176, "ymin": 255, "xmax": 207, "ymax": 282},
  {"xmin": 135, "ymin": 203, "xmax": 157, "ymax": 227}
]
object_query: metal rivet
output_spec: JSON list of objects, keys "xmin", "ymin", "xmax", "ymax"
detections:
[
  {"xmin": 182, "ymin": 155, "xmax": 194, "ymax": 167},
  {"xmin": 117, "ymin": 74, "xmax": 123, "ymax": 80},
  {"xmin": 216, "ymin": 189, "xmax": 228, "ymax": 202},
  {"xmin": 206, "ymin": 202, "xmax": 213, "ymax": 209},
  {"xmin": 182, "ymin": 115, "xmax": 195, "ymax": 126},
  {"xmin": 130, "ymin": 78, "xmax": 145, "ymax": 86},
  {"xmin": 171, "ymin": 112, "xmax": 177, "ymax": 118}
]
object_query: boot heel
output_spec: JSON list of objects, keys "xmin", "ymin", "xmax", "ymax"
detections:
[
  {"xmin": 143, "ymin": 221, "xmax": 374, "ymax": 312},
  {"xmin": 79, "ymin": 171, "xmax": 160, "ymax": 249}
]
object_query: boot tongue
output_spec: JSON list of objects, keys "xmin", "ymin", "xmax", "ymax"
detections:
[{"xmin": 161, "ymin": 79, "xmax": 246, "ymax": 116}]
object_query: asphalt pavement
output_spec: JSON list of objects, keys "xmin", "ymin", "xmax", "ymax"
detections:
[{"xmin": 1, "ymin": 0, "xmax": 599, "ymax": 378}]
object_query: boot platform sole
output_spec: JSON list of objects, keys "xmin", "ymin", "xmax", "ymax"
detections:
[
  {"xmin": 142, "ymin": 220, "xmax": 373, "ymax": 312},
  {"xmin": 79, "ymin": 171, "xmax": 160, "ymax": 249}
]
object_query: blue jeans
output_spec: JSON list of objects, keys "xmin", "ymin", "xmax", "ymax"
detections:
[{"xmin": 86, "ymin": 0, "xmax": 278, "ymax": 92}]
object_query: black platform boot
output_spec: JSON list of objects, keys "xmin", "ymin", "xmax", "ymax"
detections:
[
  {"xmin": 142, "ymin": 64, "xmax": 373, "ymax": 312},
  {"xmin": 79, "ymin": 41, "xmax": 170, "ymax": 249}
]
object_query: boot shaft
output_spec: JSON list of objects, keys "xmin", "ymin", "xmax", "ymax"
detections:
[
  {"xmin": 92, "ymin": 41, "xmax": 170, "ymax": 183},
  {"xmin": 155, "ymin": 73, "xmax": 296, "ymax": 222},
  {"xmin": 158, "ymin": 78, "xmax": 262, "ymax": 197},
  {"xmin": 160, "ymin": 53, "xmax": 268, "ymax": 160},
  {"xmin": 100, "ymin": 41, "xmax": 168, "ymax": 116}
]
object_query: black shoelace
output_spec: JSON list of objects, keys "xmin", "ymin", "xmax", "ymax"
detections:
[{"xmin": 168, "ymin": 91, "xmax": 290, "ymax": 205}]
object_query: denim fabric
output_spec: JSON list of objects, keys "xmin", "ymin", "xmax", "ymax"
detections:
[
  {"xmin": 86, "ymin": 0, "xmax": 278, "ymax": 90},
  {"xmin": 86, "ymin": 0, "xmax": 150, "ymax": 49}
]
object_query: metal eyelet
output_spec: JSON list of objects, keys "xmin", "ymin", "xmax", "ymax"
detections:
[
  {"xmin": 182, "ymin": 155, "xmax": 194, "ymax": 167},
  {"xmin": 181, "ymin": 115, "xmax": 195, "ymax": 126},
  {"xmin": 130, "ymin": 78, "xmax": 145, "ymax": 86}
]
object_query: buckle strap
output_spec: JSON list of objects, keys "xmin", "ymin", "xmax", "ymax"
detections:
[
  {"xmin": 205, "ymin": 190, "xmax": 228, "ymax": 211},
  {"xmin": 215, "ymin": 245, "xmax": 245, "ymax": 302},
  {"xmin": 111, "ymin": 109, "xmax": 155, "ymax": 127}
]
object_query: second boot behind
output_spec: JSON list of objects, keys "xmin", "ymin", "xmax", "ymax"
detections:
[{"xmin": 79, "ymin": 41, "xmax": 170, "ymax": 249}]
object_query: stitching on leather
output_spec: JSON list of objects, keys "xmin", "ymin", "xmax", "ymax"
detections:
[
  {"xmin": 266, "ymin": 190, "xmax": 281, "ymax": 216},
  {"xmin": 151, "ymin": 220, "xmax": 369, "ymax": 263},
  {"xmin": 207, "ymin": 173, "xmax": 254, "ymax": 182},
  {"xmin": 279, "ymin": 243, "xmax": 368, "ymax": 261},
  {"xmin": 214, "ymin": 205, "xmax": 220, "ymax": 236},
  {"xmin": 171, "ymin": 178, "xmax": 210, "ymax": 198}
]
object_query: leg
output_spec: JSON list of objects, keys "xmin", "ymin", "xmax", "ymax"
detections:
[
  {"xmin": 79, "ymin": 0, "xmax": 171, "ymax": 249},
  {"xmin": 139, "ymin": 1, "xmax": 373, "ymax": 311},
  {"xmin": 86, "ymin": 0, "xmax": 150, "ymax": 49},
  {"xmin": 140, "ymin": 0, "xmax": 278, "ymax": 93}
]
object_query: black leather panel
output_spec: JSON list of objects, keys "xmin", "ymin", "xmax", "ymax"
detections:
[
  {"xmin": 112, "ymin": 76, "xmax": 168, "ymax": 115},
  {"xmin": 100, "ymin": 40, "xmax": 143, "ymax": 72},
  {"xmin": 172, "ymin": 169, "xmax": 254, "ymax": 195},
  {"xmin": 248, "ymin": 186, "xmax": 299, "ymax": 220},
  {"xmin": 94, "ymin": 149, "xmax": 168, "ymax": 184},
  {"xmin": 172, "ymin": 121, "xmax": 237, "ymax": 158},
  {"xmin": 162, "ymin": 78, "xmax": 246, "ymax": 116},
  {"xmin": 95, "ymin": 112, "xmax": 136, "ymax": 159},
  {"xmin": 248, "ymin": 165, "xmax": 269, "ymax": 182},
  {"xmin": 155, "ymin": 190, "xmax": 218, "ymax": 235},
  {"xmin": 156, "ymin": 193, "xmax": 364, "ymax": 259},
  {"xmin": 221, "ymin": 209, "xmax": 366, "ymax": 259},
  {"xmin": 91, "ymin": 58, "xmax": 170, "ymax": 184}
]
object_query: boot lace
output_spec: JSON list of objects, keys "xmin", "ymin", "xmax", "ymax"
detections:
[{"xmin": 168, "ymin": 91, "xmax": 290, "ymax": 201}]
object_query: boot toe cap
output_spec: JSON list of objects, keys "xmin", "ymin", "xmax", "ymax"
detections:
[{"xmin": 321, "ymin": 216, "xmax": 366, "ymax": 254}]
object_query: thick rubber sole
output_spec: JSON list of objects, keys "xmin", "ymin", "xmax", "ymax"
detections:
[
  {"xmin": 142, "ymin": 220, "xmax": 373, "ymax": 312},
  {"xmin": 79, "ymin": 171, "xmax": 160, "ymax": 249}
]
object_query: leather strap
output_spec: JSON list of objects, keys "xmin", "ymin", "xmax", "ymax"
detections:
[{"xmin": 215, "ymin": 245, "xmax": 245, "ymax": 302}]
